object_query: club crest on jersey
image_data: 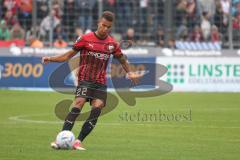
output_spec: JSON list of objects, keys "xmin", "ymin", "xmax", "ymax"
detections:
[
  {"xmin": 108, "ymin": 44, "xmax": 115, "ymax": 52},
  {"xmin": 104, "ymin": 42, "xmax": 115, "ymax": 53},
  {"xmin": 108, "ymin": 44, "xmax": 115, "ymax": 51}
]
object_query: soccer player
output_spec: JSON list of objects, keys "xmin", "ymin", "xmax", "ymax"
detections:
[{"xmin": 42, "ymin": 11, "xmax": 139, "ymax": 150}]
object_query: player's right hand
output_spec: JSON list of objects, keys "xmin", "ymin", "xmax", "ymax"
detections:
[{"xmin": 41, "ymin": 56, "xmax": 51, "ymax": 64}]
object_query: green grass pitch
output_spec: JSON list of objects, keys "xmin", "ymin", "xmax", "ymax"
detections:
[{"xmin": 0, "ymin": 90, "xmax": 240, "ymax": 160}]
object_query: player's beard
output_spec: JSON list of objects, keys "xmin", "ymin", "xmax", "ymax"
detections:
[
  {"xmin": 99, "ymin": 31, "xmax": 107, "ymax": 38},
  {"xmin": 96, "ymin": 28, "xmax": 108, "ymax": 38}
]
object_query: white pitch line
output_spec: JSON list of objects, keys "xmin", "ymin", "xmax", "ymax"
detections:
[
  {"xmin": 6, "ymin": 114, "xmax": 240, "ymax": 144},
  {"xmin": 8, "ymin": 114, "xmax": 61, "ymax": 124},
  {"xmin": 7, "ymin": 114, "xmax": 240, "ymax": 129},
  {"xmin": 8, "ymin": 114, "xmax": 122, "ymax": 125}
]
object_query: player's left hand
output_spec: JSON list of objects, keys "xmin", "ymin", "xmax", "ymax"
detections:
[{"xmin": 126, "ymin": 72, "xmax": 141, "ymax": 85}]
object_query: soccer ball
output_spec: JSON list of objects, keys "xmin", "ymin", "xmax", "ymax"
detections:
[{"xmin": 56, "ymin": 131, "xmax": 75, "ymax": 149}]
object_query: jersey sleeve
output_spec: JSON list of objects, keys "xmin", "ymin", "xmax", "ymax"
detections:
[
  {"xmin": 112, "ymin": 42, "xmax": 123, "ymax": 58},
  {"xmin": 72, "ymin": 36, "xmax": 86, "ymax": 51}
]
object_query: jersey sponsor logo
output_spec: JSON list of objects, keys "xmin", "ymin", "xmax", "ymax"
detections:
[{"xmin": 87, "ymin": 51, "xmax": 110, "ymax": 60}]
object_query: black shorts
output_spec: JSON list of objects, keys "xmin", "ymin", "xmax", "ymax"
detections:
[{"xmin": 75, "ymin": 80, "xmax": 107, "ymax": 105}]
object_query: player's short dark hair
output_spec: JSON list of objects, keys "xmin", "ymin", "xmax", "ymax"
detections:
[{"xmin": 101, "ymin": 11, "xmax": 115, "ymax": 22}]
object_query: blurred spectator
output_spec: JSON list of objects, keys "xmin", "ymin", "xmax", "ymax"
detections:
[
  {"xmin": 39, "ymin": 9, "xmax": 61, "ymax": 40},
  {"xmin": 52, "ymin": 1, "xmax": 63, "ymax": 19},
  {"xmin": 232, "ymin": 1, "xmax": 240, "ymax": 16},
  {"xmin": 72, "ymin": 27, "xmax": 84, "ymax": 44},
  {"xmin": 177, "ymin": 26, "xmax": 189, "ymax": 41},
  {"xmin": 167, "ymin": 38, "xmax": 176, "ymax": 49},
  {"xmin": 29, "ymin": 36, "xmax": 44, "ymax": 48},
  {"xmin": 53, "ymin": 0, "xmax": 64, "ymax": 9},
  {"xmin": 10, "ymin": 22, "xmax": 25, "ymax": 40},
  {"xmin": 237, "ymin": 1, "xmax": 240, "ymax": 14},
  {"xmin": 214, "ymin": 0, "xmax": 227, "ymax": 34},
  {"xmin": 151, "ymin": 0, "xmax": 164, "ymax": 33},
  {"xmin": 220, "ymin": 0, "xmax": 230, "ymax": 14},
  {"xmin": 75, "ymin": 27, "xmax": 84, "ymax": 38},
  {"xmin": 76, "ymin": 0, "xmax": 96, "ymax": 31},
  {"xmin": 220, "ymin": 0, "xmax": 230, "ymax": 26},
  {"xmin": 25, "ymin": 26, "xmax": 40, "ymax": 46},
  {"xmin": 198, "ymin": 0, "xmax": 216, "ymax": 23},
  {"xmin": 175, "ymin": 0, "xmax": 188, "ymax": 39},
  {"xmin": 0, "ymin": 0, "xmax": 237, "ymax": 48},
  {"xmin": 186, "ymin": 0, "xmax": 200, "ymax": 30},
  {"xmin": 0, "ymin": 20, "xmax": 10, "ymax": 40},
  {"xmin": 53, "ymin": 25, "xmax": 67, "ymax": 41},
  {"xmin": 3, "ymin": 0, "xmax": 18, "ymax": 15},
  {"xmin": 139, "ymin": 0, "xmax": 148, "ymax": 33},
  {"xmin": 122, "ymin": 27, "xmax": 139, "ymax": 44},
  {"xmin": 233, "ymin": 1, "xmax": 240, "ymax": 20},
  {"xmin": 154, "ymin": 27, "xmax": 165, "ymax": 47},
  {"xmin": 4, "ymin": 10, "xmax": 18, "ymax": 28},
  {"xmin": 232, "ymin": 11, "xmax": 240, "ymax": 42},
  {"xmin": 233, "ymin": 13, "xmax": 240, "ymax": 29},
  {"xmin": 53, "ymin": 35, "xmax": 68, "ymax": 48},
  {"xmin": 16, "ymin": 0, "xmax": 32, "ymax": 12},
  {"xmin": 201, "ymin": 11, "xmax": 211, "ymax": 40},
  {"xmin": 211, "ymin": 25, "xmax": 221, "ymax": 42},
  {"xmin": 116, "ymin": 0, "xmax": 133, "ymax": 33},
  {"xmin": 16, "ymin": 0, "xmax": 32, "ymax": 30},
  {"xmin": 0, "ymin": 1, "xmax": 3, "ymax": 18},
  {"xmin": 63, "ymin": 0, "xmax": 76, "ymax": 40},
  {"xmin": 103, "ymin": 0, "xmax": 116, "ymax": 12},
  {"xmin": 36, "ymin": 0, "xmax": 48, "ymax": 20},
  {"xmin": 190, "ymin": 25, "xmax": 204, "ymax": 42}
]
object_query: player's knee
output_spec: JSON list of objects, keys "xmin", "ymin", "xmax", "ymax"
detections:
[
  {"xmin": 74, "ymin": 98, "xmax": 85, "ymax": 108},
  {"xmin": 91, "ymin": 100, "xmax": 105, "ymax": 109},
  {"xmin": 93, "ymin": 103, "xmax": 105, "ymax": 109}
]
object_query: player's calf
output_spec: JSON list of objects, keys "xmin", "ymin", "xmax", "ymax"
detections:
[
  {"xmin": 78, "ymin": 107, "xmax": 101, "ymax": 141},
  {"xmin": 62, "ymin": 107, "xmax": 81, "ymax": 131}
]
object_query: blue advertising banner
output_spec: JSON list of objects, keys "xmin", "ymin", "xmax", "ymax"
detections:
[
  {"xmin": 0, "ymin": 56, "xmax": 156, "ymax": 89},
  {"xmin": 0, "ymin": 56, "xmax": 61, "ymax": 88}
]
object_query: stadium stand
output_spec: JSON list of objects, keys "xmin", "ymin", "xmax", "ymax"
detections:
[{"xmin": 0, "ymin": 0, "xmax": 239, "ymax": 49}]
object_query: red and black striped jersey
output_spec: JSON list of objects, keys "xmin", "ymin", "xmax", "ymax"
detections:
[{"xmin": 72, "ymin": 32, "xmax": 123, "ymax": 85}]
